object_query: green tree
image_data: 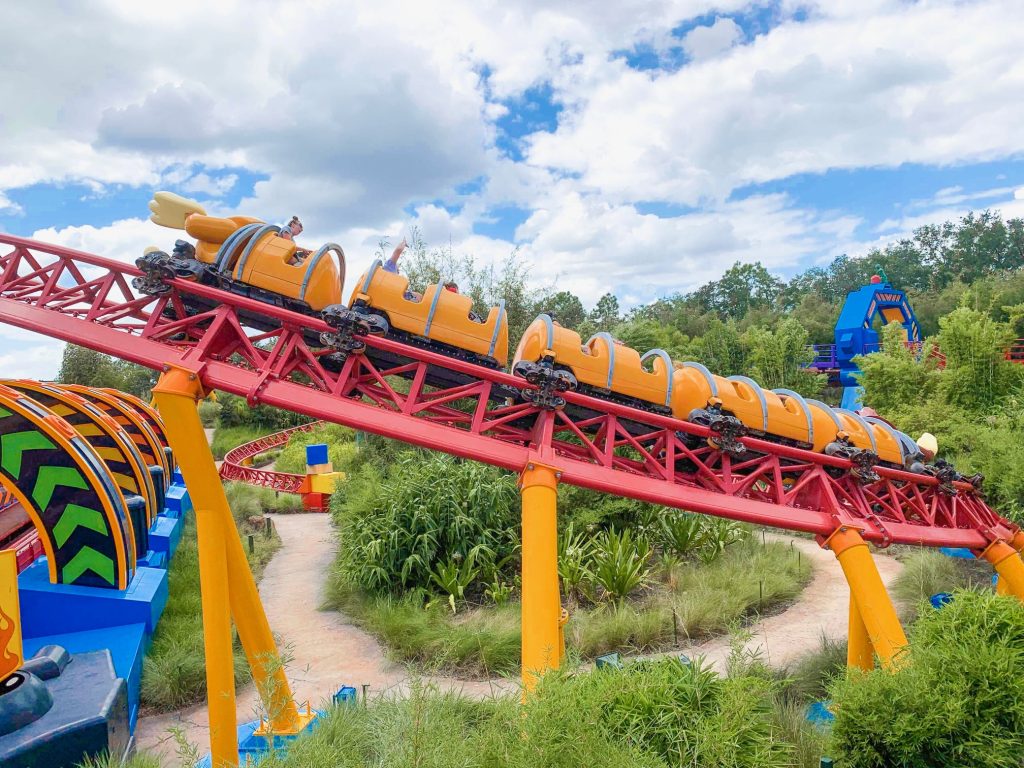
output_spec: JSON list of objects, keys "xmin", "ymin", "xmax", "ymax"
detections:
[
  {"xmin": 936, "ymin": 307, "xmax": 1021, "ymax": 412},
  {"xmin": 589, "ymin": 293, "xmax": 621, "ymax": 331},
  {"xmin": 856, "ymin": 323, "xmax": 942, "ymax": 415},
  {"xmin": 693, "ymin": 262, "xmax": 782, "ymax": 320},
  {"xmin": 741, "ymin": 319, "xmax": 824, "ymax": 396},
  {"xmin": 56, "ymin": 345, "xmax": 156, "ymax": 396},
  {"xmin": 543, "ymin": 290, "xmax": 587, "ymax": 330}
]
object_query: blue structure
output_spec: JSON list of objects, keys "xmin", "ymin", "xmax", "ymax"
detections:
[
  {"xmin": 2, "ymin": 472, "xmax": 193, "ymax": 765},
  {"xmin": 832, "ymin": 279, "xmax": 921, "ymax": 409}
]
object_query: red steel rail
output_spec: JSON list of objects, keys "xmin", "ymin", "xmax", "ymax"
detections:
[
  {"xmin": 220, "ymin": 422, "xmax": 320, "ymax": 492},
  {"xmin": 0, "ymin": 233, "xmax": 1017, "ymax": 550}
]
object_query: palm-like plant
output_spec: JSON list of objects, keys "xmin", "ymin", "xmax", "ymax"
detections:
[
  {"xmin": 557, "ymin": 521, "xmax": 594, "ymax": 602},
  {"xmin": 591, "ymin": 527, "xmax": 652, "ymax": 603}
]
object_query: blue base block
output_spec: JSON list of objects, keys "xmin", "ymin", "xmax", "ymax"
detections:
[
  {"xmin": 137, "ymin": 550, "xmax": 167, "ymax": 570},
  {"xmin": 19, "ymin": 559, "xmax": 168, "ymax": 637},
  {"xmin": 23, "ymin": 623, "xmax": 148, "ymax": 731},
  {"xmin": 164, "ymin": 483, "xmax": 192, "ymax": 517},
  {"xmin": 172, "ymin": 468, "xmax": 184, "ymax": 485},
  {"xmin": 198, "ymin": 714, "xmax": 324, "ymax": 767},
  {"xmin": 148, "ymin": 514, "xmax": 183, "ymax": 559}
]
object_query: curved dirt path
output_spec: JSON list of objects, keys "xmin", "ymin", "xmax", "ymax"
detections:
[
  {"xmin": 135, "ymin": 514, "xmax": 510, "ymax": 760},
  {"xmin": 660, "ymin": 533, "xmax": 904, "ymax": 672}
]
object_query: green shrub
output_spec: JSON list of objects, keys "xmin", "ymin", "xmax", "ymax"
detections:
[
  {"xmin": 829, "ymin": 590, "xmax": 1024, "ymax": 767},
  {"xmin": 210, "ymin": 424, "xmax": 271, "ymax": 460},
  {"xmin": 591, "ymin": 527, "xmax": 652, "ymax": 602},
  {"xmin": 775, "ymin": 633, "xmax": 847, "ymax": 706},
  {"xmin": 332, "ymin": 453, "xmax": 519, "ymax": 596},
  {"xmin": 527, "ymin": 658, "xmax": 795, "ymax": 767},
  {"xmin": 197, "ymin": 398, "xmax": 221, "ymax": 427}
]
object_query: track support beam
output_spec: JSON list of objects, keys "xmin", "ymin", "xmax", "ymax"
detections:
[
  {"xmin": 981, "ymin": 539, "xmax": 1024, "ymax": 601},
  {"xmin": 153, "ymin": 366, "xmax": 303, "ymax": 767},
  {"xmin": 823, "ymin": 527, "xmax": 907, "ymax": 669},
  {"xmin": 519, "ymin": 460, "xmax": 563, "ymax": 692},
  {"xmin": 847, "ymin": 594, "xmax": 874, "ymax": 671}
]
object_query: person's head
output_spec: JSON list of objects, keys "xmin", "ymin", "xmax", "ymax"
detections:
[
  {"xmin": 443, "ymin": 281, "xmax": 458, "ymax": 293},
  {"xmin": 917, "ymin": 432, "xmax": 938, "ymax": 461},
  {"xmin": 288, "ymin": 216, "xmax": 303, "ymax": 236}
]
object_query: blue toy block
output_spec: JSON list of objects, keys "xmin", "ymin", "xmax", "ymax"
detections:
[
  {"xmin": 164, "ymin": 483, "xmax": 192, "ymax": 517},
  {"xmin": 23, "ymin": 623, "xmax": 148, "ymax": 731},
  {"xmin": 148, "ymin": 514, "xmax": 183, "ymax": 559},
  {"xmin": 939, "ymin": 547, "xmax": 975, "ymax": 559},
  {"xmin": 806, "ymin": 700, "xmax": 835, "ymax": 726},
  {"xmin": 306, "ymin": 443, "xmax": 329, "ymax": 466},
  {"xmin": 19, "ymin": 559, "xmax": 168, "ymax": 637},
  {"xmin": 930, "ymin": 592, "xmax": 954, "ymax": 609},
  {"xmin": 172, "ymin": 468, "xmax": 184, "ymax": 485},
  {"xmin": 334, "ymin": 686, "xmax": 357, "ymax": 706}
]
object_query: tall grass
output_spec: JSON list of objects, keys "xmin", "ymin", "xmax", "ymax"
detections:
[
  {"xmin": 140, "ymin": 485, "xmax": 284, "ymax": 711},
  {"xmin": 327, "ymin": 537, "xmax": 811, "ymax": 672},
  {"xmin": 892, "ymin": 549, "xmax": 988, "ymax": 605},
  {"xmin": 210, "ymin": 424, "xmax": 273, "ymax": 460}
]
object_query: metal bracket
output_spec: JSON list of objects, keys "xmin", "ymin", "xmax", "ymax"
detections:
[
  {"xmin": 512, "ymin": 360, "xmax": 577, "ymax": 411},
  {"xmin": 319, "ymin": 304, "xmax": 387, "ymax": 360}
]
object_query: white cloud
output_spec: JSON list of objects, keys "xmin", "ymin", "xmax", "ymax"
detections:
[
  {"xmin": 1015, "ymin": 187, "xmax": 1024, "ymax": 200},
  {"xmin": 680, "ymin": 17, "xmax": 742, "ymax": 61}
]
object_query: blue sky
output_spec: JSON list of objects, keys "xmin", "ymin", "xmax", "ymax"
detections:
[{"xmin": 2, "ymin": 0, "xmax": 1023, "ymax": 378}]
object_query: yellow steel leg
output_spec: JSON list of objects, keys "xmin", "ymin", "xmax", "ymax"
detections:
[
  {"xmin": 152, "ymin": 370, "xmax": 238, "ymax": 767},
  {"xmin": 152, "ymin": 367, "xmax": 301, "ymax": 752},
  {"xmin": 982, "ymin": 540, "xmax": 1024, "ymax": 601},
  {"xmin": 823, "ymin": 528, "xmax": 907, "ymax": 669},
  {"xmin": 519, "ymin": 461, "xmax": 562, "ymax": 692},
  {"xmin": 847, "ymin": 593, "xmax": 873, "ymax": 671}
]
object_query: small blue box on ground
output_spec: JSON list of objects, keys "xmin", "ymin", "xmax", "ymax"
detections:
[
  {"xmin": 334, "ymin": 686, "xmax": 357, "ymax": 706},
  {"xmin": 306, "ymin": 443, "xmax": 329, "ymax": 466}
]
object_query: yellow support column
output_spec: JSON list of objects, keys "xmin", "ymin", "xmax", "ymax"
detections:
[
  {"xmin": 152, "ymin": 367, "xmax": 302, "ymax": 760},
  {"xmin": 152, "ymin": 369, "xmax": 239, "ymax": 767},
  {"xmin": 823, "ymin": 528, "xmax": 907, "ymax": 669},
  {"xmin": 847, "ymin": 594, "xmax": 874, "ymax": 671},
  {"xmin": 981, "ymin": 540, "xmax": 1024, "ymax": 601},
  {"xmin": 519, "ymin": 461, "xmax": 562, "ymax": 692}
]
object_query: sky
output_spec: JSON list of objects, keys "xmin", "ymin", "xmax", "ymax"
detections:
[{"xmin": 2, "ymin": 0, "xmax": 1024, "ymax": 379}]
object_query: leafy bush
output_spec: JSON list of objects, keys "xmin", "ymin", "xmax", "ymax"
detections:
[
  {"xmin": 332, "ymin": 453, "xmax": 519, "ymax": 596},
  {"xmin": 829, "ymin": 590, "xmax": 1024, "ymax": 767},
  {"xmin": 197, "ymin": 398, "xmax": 221, "ymax": 427},
  {"xmin": 590, "ymin": 527, "xmax": 652, "ymax": 602},
  {"xmin": 528, "ymin": 658, "xmax": 795, "ymax": 767},
  {"xmin": 557, "ymin": 521, "xmax": 594, "ymax": 601}
]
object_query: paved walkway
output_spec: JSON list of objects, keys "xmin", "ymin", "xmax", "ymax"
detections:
[{"xmin": 659, "ymin": 533, "xmax": 903, "ymax": 671}]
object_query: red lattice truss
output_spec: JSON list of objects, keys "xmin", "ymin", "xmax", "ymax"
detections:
[
  {"xmin": 220, "ymin": 422, "xmax": 320, "ymax": 492},
  {"xmin": 0, "ymin": 234, "xmax": 1017, "ymax": 551}
]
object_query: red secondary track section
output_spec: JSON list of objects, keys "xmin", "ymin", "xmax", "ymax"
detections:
[
  {"xmin": 220, "ymin": 422, "xmax": 320, "ymax": 492},
  {"xmin": 0, "ymin": 233, "xmax": 1018, "ymax": 551}
]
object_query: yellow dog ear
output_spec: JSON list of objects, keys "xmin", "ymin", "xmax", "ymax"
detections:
[{"xmin": 148, "ymin": 191, "xmax": 206, "ymax": 229}]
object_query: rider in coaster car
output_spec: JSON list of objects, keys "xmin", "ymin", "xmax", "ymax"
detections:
[
  {"xmin": 444, "ymin": 281, "xmax": 483, "ymax": 323},
  {"xmin": 279, "ymin": 216, "xmax": 311, "ymax": 265}
]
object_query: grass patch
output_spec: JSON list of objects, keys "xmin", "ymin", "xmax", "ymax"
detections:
[
  {"xmin": 892, "ymin": 549, "xmax": 992, "ymax": 607},
  {"xmin": 140, "ymin": 484, "xmax": 284, "ymax": 712},
  {"xmin": 326, "ymin": 537, "xmax": 812, "ymax": 675},
  {"xmin": 210, "ymin": 424, "xmax": 273, "ymax": 460}
]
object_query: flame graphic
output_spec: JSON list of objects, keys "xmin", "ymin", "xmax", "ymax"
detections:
[{"xmin": 0, "ymin": 606, "xmax": 17, "ymax": 663}]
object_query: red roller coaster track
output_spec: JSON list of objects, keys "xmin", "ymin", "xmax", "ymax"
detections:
[
  {"xmin": 0, "ymin": 234, "xmax": 1017, "ymax": 551},
  {"xmin": 220, "ymin": 422, "xmax": 320, "ymax": 492}
]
